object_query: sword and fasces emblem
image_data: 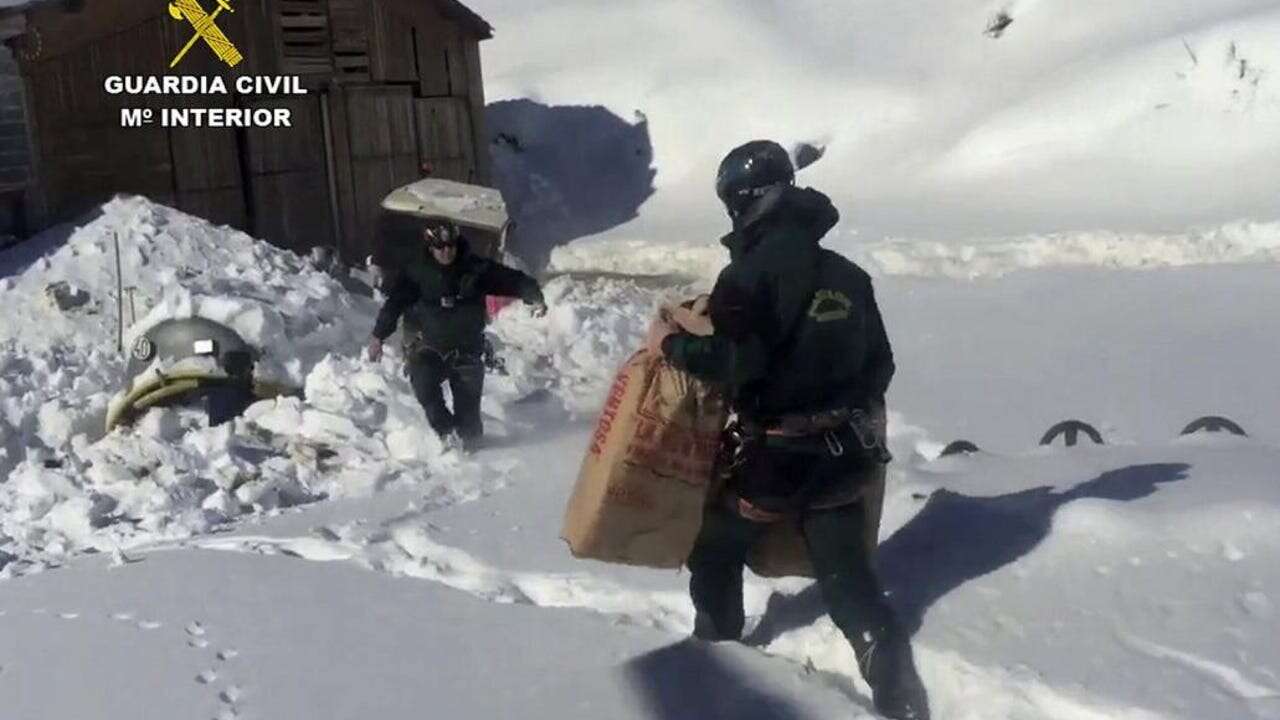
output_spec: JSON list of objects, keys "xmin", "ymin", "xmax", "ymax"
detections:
[{"xmin": 168, "ymin": 0, "xmax": 244, "ymax": 69}]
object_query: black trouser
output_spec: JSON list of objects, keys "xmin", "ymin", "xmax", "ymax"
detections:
[
  {"xmin": 406, "ymin": 348, "xmax": 485, "ymax": 439},
  {"xmin": 687, "ymin": 499, "xmax": 913, "ymax": 692}
]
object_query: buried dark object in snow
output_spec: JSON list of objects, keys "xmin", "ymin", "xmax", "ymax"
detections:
[
  {"xmin": 106, "ymin": 317, "xmax": 298, "ymax": 431},
  {"xmin": 1039, "ymin": 420, "xmax": 1104, "ymax": 447},
  {"xmin": 1180, "ymin": 415, "xmax": 1248, "ymax": 437},
  {"xmin": 939, "ymin": 439, "xmax": 981, "ymax": 457}
]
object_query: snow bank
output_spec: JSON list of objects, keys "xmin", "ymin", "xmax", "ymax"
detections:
[
  {"xmin": 0, "ymin": 196, "xmax": 379, "ymax": 475},
  {"xmin": 549, "ymin": 217, "xmax": 1280, "ymax": 282},
  {"xmin": 487, "ymin": 274, "xmax": 684, "ymax": 415},
  {"xmin": 0, "ymin": 198, "xmax": 509, "ymax": 574},
  {"xmin": 548, "ymin": 238, "xmax": 725, "ymax": 283},
  {"xmin": 856, "ymin": 219, "xmax": 1280, "ymax": 279}
]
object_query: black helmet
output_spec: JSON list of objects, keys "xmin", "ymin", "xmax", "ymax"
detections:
[
  {"xmin": 422, "ymin": 218, "xmax": 460, "ymax": 248},
  {"xmin": 715, "ymin": 140, "xmax": 795, "ymax": 220}
]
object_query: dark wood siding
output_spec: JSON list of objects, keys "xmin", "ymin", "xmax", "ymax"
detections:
[
  {"xmin": 369, "ymin": 0, "xmax": 417, "ymax": 82},
  {"xmin": 274, "ymin": 0, "xmax": 334, "ymax": 75},
  {"xmin": 243, "ymin": 95, "xmax": 333, "ymax": 253},
  {"xmin": 414, "ymin": 96, "xmax": 474, "ymax": 183},
  {"xmin": 14, "ymin": 0, "xmax": 494, "ymax": 257},
  {"xmin": 25, "ymin": 18, "xmax": 176, "ymax": 225},
  {"xmin": 330, "ymin": 0, "xmax": 373, "ymax": 81},
  {"xmin": 342, "ymin": 85, "xmax": 418, "ymax": 262}
]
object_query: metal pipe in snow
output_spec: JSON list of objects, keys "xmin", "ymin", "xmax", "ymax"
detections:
[{"xmin": 114, "ymin": 231, "xmax": 124, "ymax": 354}]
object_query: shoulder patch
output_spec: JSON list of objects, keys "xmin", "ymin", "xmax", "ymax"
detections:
[{"xmin": 808, "ymin": 289, "xmax": 853, "ymax": 322}]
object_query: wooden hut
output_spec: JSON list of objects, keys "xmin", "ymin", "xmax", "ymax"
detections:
[{"xmin": 2, "ymin": 0, "xmax": 493, "ymax": 263}]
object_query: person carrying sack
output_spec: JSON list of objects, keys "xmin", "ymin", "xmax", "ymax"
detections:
[{"xmin": 648, "ymin": 140, "xmax": 930, "ymax": 720}]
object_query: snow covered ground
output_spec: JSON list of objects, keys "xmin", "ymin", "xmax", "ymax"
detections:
[
  {"xmin": 3, "ymin": 0, "xmax": 1280, "ymax": 718},
  {"xmin": 2, "ymin": 196, "xmax": 1277, "ymax": 719}
]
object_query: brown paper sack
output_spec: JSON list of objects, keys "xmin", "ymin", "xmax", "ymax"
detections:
[
  {"xmin": 561, "ymin": 303, "xmax": 728, "ymax": 568},
  {"xmin": 745, "ymin": 405, "xmax": 890, "ymax": 579}
]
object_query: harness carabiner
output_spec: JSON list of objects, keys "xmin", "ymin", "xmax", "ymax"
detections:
[{"xmin": 824, "ymin": 430, "xmax": 845, "ymax": 457}]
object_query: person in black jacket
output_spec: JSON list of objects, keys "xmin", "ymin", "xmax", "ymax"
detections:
[
  {"xmin": 369, "ymin": 218, "xmax": 546, "ymax": 450},
  {"xmin": 651, "ymin": 141, "xmax": 930, "ymax": 720}
]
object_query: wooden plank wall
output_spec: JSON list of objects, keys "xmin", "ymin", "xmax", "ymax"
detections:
[
  {"xmin": 243, "ymin": 95, "xmax": 333, "ymax": 253},
  {"xmin": 275, "ymin": 0, "xmax": 334, "ymax": 75},
  {"xmin": 15, "ymin": 0, "xmax": 496, "ymax": 261},
  {"xmin": 414, "ymin": 96, "xmax": 473, "ymax": 183},
  {"xmin": 0, "ymin": 47, "xmax": 30, "ymax": 190},
  {"xmin": 369, "ymin": 0, "xmax": 415, "ymax": 83},
  {"xmin": 163, "ymin": 5, "xmax": 253, "ymax": 231},
  {"xmin": 411, "ymin": 15, "xmax": 484, "ymax": 185},
  {"xmin": 17, "ymin": 0, "xmax": 272, "ymax": 231},
  {"xmin": 341, "ymin": 84, "xmax": 418, "ymax": 262},
  {"xmin": 24, "ymin": 18, "xmax": 177, "ymax": 226},
  {"xmin": 329, "ymin": 0, "xmax": 372, "ymax": 81},
  {"xmin": 462, "ymin": 39, "xmax": 489, "ymax": 185}
]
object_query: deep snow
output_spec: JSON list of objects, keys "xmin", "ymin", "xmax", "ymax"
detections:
[
  {"xmin": 2, "ymin": 196, "xmax": 1278, "ymax": 719},
  {"xmin": 2, "ymin": 0, "xmax": 1280, "ymax": 717}
]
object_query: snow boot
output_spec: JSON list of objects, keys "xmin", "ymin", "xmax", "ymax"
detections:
[
  {"xmin": 459, "ymin": 432, "xmax": 483, "ymax": 454},
  {"xmin": 863, "ymin": 638, "xmax": 930, "ymax": 720},
  {"xmin": 691, "ymin": 609, "xmax": 742, "ymax": 642}
]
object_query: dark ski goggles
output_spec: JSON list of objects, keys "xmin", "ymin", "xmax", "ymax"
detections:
[{"xmin": 424, "ymin": 223, "xmax": 459, "ymax": 249}]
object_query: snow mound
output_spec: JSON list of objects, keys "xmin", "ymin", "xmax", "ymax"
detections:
[
  {"xmin": 0, "ymin": 198, "xmax": 512, "ymax": 575},
  {"xmin": 0, "ymin": 196, "xmax": 374, "ymax": 473},
  {"xmin": 548, "ymin": 238, "xmax": 725, "ymax": 283},
  {"xmin": 487, "ymin": 274, "xmax": 685, "ymax": 415}
]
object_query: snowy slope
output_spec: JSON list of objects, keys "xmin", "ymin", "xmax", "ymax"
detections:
[{"xmin": 470, "ymin": 0, "xmax": 1280, "ymax": 270}]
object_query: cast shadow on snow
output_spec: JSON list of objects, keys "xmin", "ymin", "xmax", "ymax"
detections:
[
  {"xmin": 745, "ymin": 463, "xmax": 1191, "ymax": 644},
  {"xmin": 487, "ymin": 99, "xmax": 655, "ymax": 272},
  {"xmin": 0, "ymin": 208, "xmax": 102, "ymax": 280},
  {"xmin": 623, "ymin": 639, "xmax": 820, "ymax": 720}
]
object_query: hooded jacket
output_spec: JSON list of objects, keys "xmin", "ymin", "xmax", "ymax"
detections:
[
  {"xmin": 663, "ymin": 186, "xmax": 894, "ymax": 419},
  {"xmin": 372, "ymin": 237, "xmax": 544, "ymax": 354}
]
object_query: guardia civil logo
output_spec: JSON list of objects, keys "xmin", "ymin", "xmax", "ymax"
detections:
[
  {"xmin": 808, "ymin": 289, "xmax": 854, "ymax": 323},
  {"xmin": 167, "ymin": 0, "xmax": 244, "ymax": 69}
]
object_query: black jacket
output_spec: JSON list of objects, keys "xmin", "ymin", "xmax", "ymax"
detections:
[
  {"xmin": 372, "ymin": 237, "xmax": 544, "ymax": 353},
  {"xmin": 662, "ymin": 186, "xmax": 894, "ymax": 419}
]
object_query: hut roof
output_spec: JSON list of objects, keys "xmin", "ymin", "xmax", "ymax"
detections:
[
  {"xmin": 0, "ymin": 0, "xmax": 493, "ymax": 40},
  {"xmin": 431, "ymin": 0, "xmax": 492, "ymax": 39}
]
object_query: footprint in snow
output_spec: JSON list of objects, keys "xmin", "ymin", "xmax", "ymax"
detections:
[
  {"xmin": 137, "ymin": 620, "xmax": 163, "ymax": 630},
  {"xmin": 111, "ymin": 612, "xmax": 134, "ymax": 622},
  {"xmin": 59, "ymin": 612, "xmax": 79, "ymax": 620},
  {"xmin": 313, "ymin": 526, "xmax": 342, "ymax": 541},
  {"xmin": 179, "ymin": 622, "xmax": 250, "ymax": 716}
]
